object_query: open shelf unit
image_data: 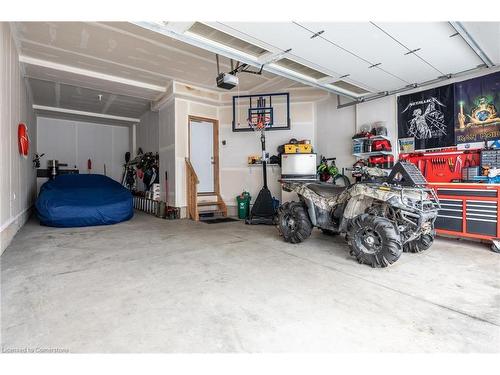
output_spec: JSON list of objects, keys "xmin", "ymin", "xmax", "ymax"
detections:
[
  {"xmin": 352, "ymin": 150, "xmax": 393, "ymax": 158},
  {"xmin": 352, "ymin": 135, "xmax": 391, "ymax": 142}
]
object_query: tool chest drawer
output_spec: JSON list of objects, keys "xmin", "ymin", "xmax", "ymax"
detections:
[
  {"xmin": 465, "ymin": 200, "xmax": 498, "ymax": 236},
  {"xmin": 429, "ymin": 183, "xmax": 500, "ymax": 241},
  {"xmin": 436, "ymin": 188, "xmax": 497, "ymax": 197},
  {"xmin": 435, "ymin": 198, "xmax": 463, "ymax": 232}
]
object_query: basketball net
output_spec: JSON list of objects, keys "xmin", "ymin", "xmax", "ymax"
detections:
[{"xmin": 248, "ymin": 114, "xmax": 271, "ymax": 131}]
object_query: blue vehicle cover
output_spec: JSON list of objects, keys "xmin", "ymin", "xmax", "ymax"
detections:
[{"xmin": 36, "ymin": 174, "xmax": 133, "ymax": 227}]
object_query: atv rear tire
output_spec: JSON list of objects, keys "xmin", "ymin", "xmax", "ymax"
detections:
[
  {"xmin": 347, "ymin": 214, "xmax": 403, "ymax": 267},
  {"xmin": 403, "ymin": 233, "xmax": 434, "ymax": 253},
  {"xmin": 278, "ymin": 202, "xmax": 312, "ymax": 244}
]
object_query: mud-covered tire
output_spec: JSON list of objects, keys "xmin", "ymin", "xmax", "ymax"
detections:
[
  {"xmin": 321, "ymin": 228, "xmax": 339, "ymax": 236},
  {"xmin": 347, "ymin": 214, "xmax": 403, "ymax": 267},
  {"xmin": 403, "ymin": 233, "xmax": 434, "ymax": 253},
  {"xmin": 277, "ymin": 202, "xmax": 312, "ymax": 244}
]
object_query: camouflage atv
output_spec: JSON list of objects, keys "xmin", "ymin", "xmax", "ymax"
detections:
[{"xmin": 277, "ymin": 162, "xmax": 439, "ymax": 268}]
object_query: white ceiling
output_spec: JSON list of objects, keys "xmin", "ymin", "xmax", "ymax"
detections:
[
  {"xmin": 27, "ymin": 78, "xmax": 151, "ymax": 119},
  {"xmin": 206, "ymin": 22, "xmax": 496, "ymax": 94},
  {"xmin": 10, "ymin": 21, "xmax": 499, "ymax": 123},
  {"xmin": 137, "ymin": 21, "xmax": 498, "ymax": 99},
  {"xmin": 12, "ymin": 22, "xmax": 304, "ymax": 123}
]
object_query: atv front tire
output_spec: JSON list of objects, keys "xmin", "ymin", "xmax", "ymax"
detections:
[
  {"xmin": 277, "ymin": 202, "xmax": 312, "ymax": 244},
  {"xmin": 403, "ymin": 233, "xmax": 434, "ymax": 253},
  {"xmin": 347, "ymin": 214, "xmax": 403, "ymax": 267}
]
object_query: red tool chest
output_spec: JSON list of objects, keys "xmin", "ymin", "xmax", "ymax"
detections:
[{"xmin": 429, "ymin": 183, "xmax": 500, "ymax": 244}]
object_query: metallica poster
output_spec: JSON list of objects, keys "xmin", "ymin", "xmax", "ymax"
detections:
[
  {"xmin": 454, "ymin": 71, "xmax": 500, "ymax": 146},
  {"xmin": 397, "ymin": 84, "xmax": 455, "ymax": 150}
]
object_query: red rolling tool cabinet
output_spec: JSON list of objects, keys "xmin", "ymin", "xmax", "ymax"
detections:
[{"xmin": 429, "ymin": 182, "xmax": 500, "ymax": 251}]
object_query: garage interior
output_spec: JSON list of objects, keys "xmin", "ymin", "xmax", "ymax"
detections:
[{"xmin": 1, "ymin": 21, "xmax": 500, "ymax": 353}]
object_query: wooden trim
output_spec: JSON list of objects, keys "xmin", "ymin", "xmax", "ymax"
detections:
[
  {"xmin": 187, "ymin": 115, "xmax": 227, "ymax": 219},
  {"xmin": 188, "ymin": 115, "xmax": 220, "ymax": 196},
  {"xmin": 185, "ymin": 157, "xmax": 199, "ymax": 221}
]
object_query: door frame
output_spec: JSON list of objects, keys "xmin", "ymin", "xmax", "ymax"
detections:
[{"xmin": 188, "ymin": 115, "xmax": 220, "ymax": 196}]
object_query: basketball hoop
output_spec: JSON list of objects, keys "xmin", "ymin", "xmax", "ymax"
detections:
[{"xmin": 248, "ymin": 113, "xmax": 272, "ymax": 131}]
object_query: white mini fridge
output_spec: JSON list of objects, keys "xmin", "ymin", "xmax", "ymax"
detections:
[
  {"xmin": 281, "ymin": 153, "xmax": 317, "ymax": 180},
  {"xmin": 280, "ymin": 153, "xmax": 317, "ymax": 203}
]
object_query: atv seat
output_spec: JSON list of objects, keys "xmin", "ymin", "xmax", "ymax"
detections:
[{"xmin": 307, "ymin": 183, "xmax": 347, "ymax": 198}]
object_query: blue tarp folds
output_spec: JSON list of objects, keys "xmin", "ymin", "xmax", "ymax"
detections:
[{"xmin": 36, "ymin": 174, "xmax": 133, "ymax": 227}]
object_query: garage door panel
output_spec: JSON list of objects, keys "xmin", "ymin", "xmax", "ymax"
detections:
[
  {"xmin": 374, "ymin": 22, "xmax": 483, "ymax": 74},
  {"xmin": 301, "ymin": 22, "xmax": 441, "ymax": 84},
  {"xmin": 221, "ymin": 22, "xmax": 409, "ymax": 92}
]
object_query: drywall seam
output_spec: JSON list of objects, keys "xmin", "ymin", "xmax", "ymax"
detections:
[
  {"xmin": 90, "ymin": 22, "xmax": 233, "ymax": 69},
  {"xmin": 152, "ymin": 93, "xmax": 175, "ymax": 112},
  {"xmin": 176, "ymin": 95, "xmax": 219, "ymax": 108},
  {"xmin": 20, "ymin": 56, "xmax": 165, "ymax": 92},
  {"xmin": 32, "ymin": 105, "xmax": 141, "ymax": 123},
  {"xmin": 17, "ymin": 38, "xmax": 173, "ymax": 80},
  {"xmin": 17, "ymin": 38, "xmax": 229, "ymax": 94}
]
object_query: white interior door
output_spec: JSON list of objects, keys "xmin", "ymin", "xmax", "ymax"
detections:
[{"xmin": 190, "ymin": 119, "xmax": 215, "ymax": 193}]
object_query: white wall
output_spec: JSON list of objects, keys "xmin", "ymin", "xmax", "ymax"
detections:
[
  {"xmin": 135, "ymin": 110, "xmax": 159, "ymax": 191},
  {"xmin": 175, "ymin": 97, "xmax": 218, "ymax": 208},
  {"xmin": 137, "ymin": 110, "xmax": 159, "ymax": 154},
  {"xmin": 1, "ymin": 23, "xmax": 37, "ymax": 254},
  {"xmin": 315, "ymin": 95, "xmax": 397, "ymax": 182},
  {"xmin": 37, "ymin": 117, "xmax": 130, "ymax": 183},
  {"xmin": 355, "ymin": 95, "xmax": 399, "ymax": 159},
  {"xmin": 219, "ymin": 100, "xmax": 316, "ymax": 208},
  {"xmin": 169, "ymin": 93, "xmax": 316, "ymax": 213},
  {"xmin": 315, "ymin": 68, "xmax": 500, "ymax": 170},
  {"xmin": 315, "ymin": 95, "xmax": 356, "ymax": 174},
  {"xmin": 159, "ymin": 99, "xmax": 176, "ymax": 205},
  {"xmin": 140, "ymin": 82, "xmax": 321, "ymax": 216}
]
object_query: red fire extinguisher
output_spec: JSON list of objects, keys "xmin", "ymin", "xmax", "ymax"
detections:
[{"xmin": 18, "ymin": 123, "xmax": 29, "ymax": 158}]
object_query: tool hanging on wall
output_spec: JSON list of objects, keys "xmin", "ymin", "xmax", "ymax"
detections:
[{"xmin": 33, "ymin": 153, "xmax": 45, "ymax": 169}]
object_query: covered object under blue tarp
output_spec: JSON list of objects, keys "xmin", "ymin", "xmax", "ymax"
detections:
[{"xmin": 36, "ymin": 174, "xmax": 133, "ymax": 227}]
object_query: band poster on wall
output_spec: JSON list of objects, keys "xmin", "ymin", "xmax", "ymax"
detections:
[
  {"xmin": 454, "ymin": 70, "xmax": 500, "ymax": 147},
  {"xmin": 397, "ymin": 84, "xmax": 455, "ymax": 150}
]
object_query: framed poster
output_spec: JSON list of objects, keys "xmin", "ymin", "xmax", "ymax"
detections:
[
  {"xmin": 454, "ymin": 71, "xmax": 500, "ymax": 146},
  {"xmin": 397, "ymin": 84, "xmax": 455, "ymax": 150}
]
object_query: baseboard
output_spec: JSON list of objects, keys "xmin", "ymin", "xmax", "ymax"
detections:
[{"xmin": 0, "ymin": 206, "xmax": 33, "ymax": 255}]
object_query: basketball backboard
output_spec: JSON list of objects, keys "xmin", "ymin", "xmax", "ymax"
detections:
[{"xmin": 232, "ymin": 92, "xmax": 290, "ymax": 132}]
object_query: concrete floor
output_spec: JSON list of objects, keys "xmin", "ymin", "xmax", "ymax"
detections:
[{"xmin": 1, "ymin": 212, "xmax": 499, "ymax": 353}]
